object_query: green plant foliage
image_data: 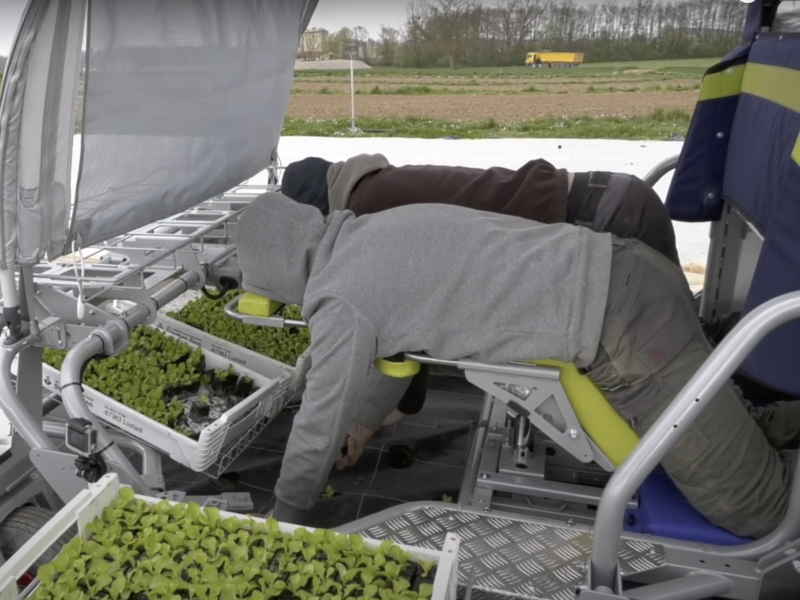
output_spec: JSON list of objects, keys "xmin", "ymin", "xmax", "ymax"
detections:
[
  {"xmin": 33, "ymin": 488, "xmax": 439, "ymax": 600},
  {"xmin": 167, "ymin": 291, "xmax": 310, "ymax": 367},
  {"xmin": 43, "ymin": 327, "xmax": 255, "ymax": 439}
]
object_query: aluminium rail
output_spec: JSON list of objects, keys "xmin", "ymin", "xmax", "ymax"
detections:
[{"xmin": 589, "ymin": 290, "xmax": 800, "ymax": 592}]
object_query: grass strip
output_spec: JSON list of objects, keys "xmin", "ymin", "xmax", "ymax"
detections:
[{"xmin": 282, "ymin": 109, "xmax": 691, "ymax": 141}]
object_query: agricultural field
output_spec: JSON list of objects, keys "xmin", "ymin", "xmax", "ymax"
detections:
[{"xmin": 284, "ymin": 58, "xmax": 715, "ymax": 140}]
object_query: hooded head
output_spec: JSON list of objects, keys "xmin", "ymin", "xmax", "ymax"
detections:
[
  {"xmin": 235, "ymin": 192, "xmax": 327, "ymax": 305},
  {"xmin": 280, "ymin": 157, "xmax": 333, "ymax": 214}
]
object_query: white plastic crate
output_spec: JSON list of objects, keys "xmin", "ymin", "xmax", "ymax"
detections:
[
  {"xmin": 39, "ymin": 348, "xmax": 291, "ymax": 474},
  {"xmin": 0, "ymin": 474, "xmax": 460, "ymax": 600},
  {"xmin": 153, "ymin": 312, "xmax": 311, "ymax": 401}
]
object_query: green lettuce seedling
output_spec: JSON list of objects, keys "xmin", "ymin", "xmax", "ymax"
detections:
[
  {"xmin": 167, "ymin": 290, "xmax": 311, "ymax": 367},
  {"xmin": 43, "ymin": 327, "xmax": 255, "ymax": 438},
  {"xmin": 32, "ymin": 487, "xmax": 439, "ymax": 600}
]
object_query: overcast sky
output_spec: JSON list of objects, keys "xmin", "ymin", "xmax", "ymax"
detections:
[
  {"xmin": 306, "ymin": 0, "xmax": 637, "ymax": 37},
  {"xmin": 0, "ymin": 0, "xmax": 25, "ymax": 56},
  {"xmin": 0, "ymin": 0, "xmax": 641, "ymax": 57}
]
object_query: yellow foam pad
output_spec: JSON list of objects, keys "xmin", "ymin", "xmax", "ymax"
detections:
[
  {"xmin": 374, "ymin": 357, "xmax": 421, "ymax": 379},
  {"xmin": 238, "ymin": 293, "xmax": 284, "ymax": 318},
  {"xmin": 531, "ymin": 360, "xmax": 640, "ymax": 467}
]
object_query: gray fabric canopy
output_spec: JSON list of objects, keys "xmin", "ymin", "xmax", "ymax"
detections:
[{"xmin": 0, "ymin": 0, "xmax": 317, "ymax": 267}]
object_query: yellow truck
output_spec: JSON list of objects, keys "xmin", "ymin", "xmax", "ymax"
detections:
[{"xmin": 525, "ymin": 52, "xmax": 584, "ymax": 68}]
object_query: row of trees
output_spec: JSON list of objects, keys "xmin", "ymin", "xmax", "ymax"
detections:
[{"xmin": 315, "ymin": 0, "xmax": 747, "ymax": 68}]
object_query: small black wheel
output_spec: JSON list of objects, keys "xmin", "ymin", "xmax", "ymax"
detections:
[{"xmin": 0, "ymin": 506, "xmax": 76, "ymax": 589}]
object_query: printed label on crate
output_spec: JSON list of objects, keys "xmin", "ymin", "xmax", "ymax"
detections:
[
  {"xmin": 155, "ymin": 321, "xmax": 204, "ymax": 348},
  {"xmin": 99, "ymin": 403, "xmax": 145, "ymax": 436},
  {"xmin": 208, "ymin": 343, "xmax": 247, "ymax": 367}
]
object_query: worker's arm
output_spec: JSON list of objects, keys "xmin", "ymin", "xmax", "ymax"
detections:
[
  {"xmin": 334, "ymin": 369, "xmax": 414, "ymax": 470},
  {"xmin": 353, "ymin": 365, "xmax": 413, "ymax": 430},
  {"xmin": 272, "ymin": 296, "xmax": 377, "ymax": 525}
]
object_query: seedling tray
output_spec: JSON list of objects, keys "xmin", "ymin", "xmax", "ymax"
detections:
[
  {"xmin": 153, "ymin": 312, "xmax": 311, "ymax": 402},
  {"xmin": 39, "ymin": 344, "xmax": 291, "ymax": 475},
  {"xmin": 0, "ymin": 474, "xmax": 460, "ymax": 600}
]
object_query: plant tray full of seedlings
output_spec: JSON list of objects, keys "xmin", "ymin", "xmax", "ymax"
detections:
[
  {"xmin": 0, "ymin": 474, "xmax": 459, "ymax": 600},
  {"xmin": 39, "ymin": 326, "xmax": 289, "ymax": 474},
  {"xmin": 156, "ymin": 289, "xmax": 311, "ymax": 400}
]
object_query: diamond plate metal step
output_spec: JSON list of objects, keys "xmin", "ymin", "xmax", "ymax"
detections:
[{"xmin": 356, "ymin": 506, "xmax": 665, "ymax": 600}]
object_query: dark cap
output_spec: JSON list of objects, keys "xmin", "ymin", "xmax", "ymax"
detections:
[{"xmin": 280, "ymin": 157, "xmax": 333, "ymax": 213}]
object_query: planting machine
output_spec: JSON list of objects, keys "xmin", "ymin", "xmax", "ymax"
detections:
[{"xmin": 2, "ymin": 0, "xmax": 800, "ymax": 599}]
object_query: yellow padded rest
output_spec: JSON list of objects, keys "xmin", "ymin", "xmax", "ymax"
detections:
[
  {"xmin": 236, "ymin": 293, "xmax": 420, "ymax": 378},
  {"xmin": 531, "ymin": 360, "xmax": 639, "ymax": 467},
  {"xmin": 375, "ymin": 357, "xmax": 421, "ymax": 378},
  {"xmin": 238, "ymin": 293, "xmax": 285, "ymax": 318},
  {"xmin": 371, "ymin": 355, "xmax": 639, "ymax": 466}
]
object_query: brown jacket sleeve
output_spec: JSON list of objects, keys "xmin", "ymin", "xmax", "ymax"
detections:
[{"xmin": 346, "ymin": 159, "xmax": 569, "ymax": 224}]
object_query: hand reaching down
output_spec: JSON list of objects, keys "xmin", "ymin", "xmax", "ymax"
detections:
[
  {"xmin": 382, "ymin": 409, "xmax": 407, "ymax": 428},
  {"xmin": 334, "ymin": 421, "xmax": 376, "ymax": 470}
]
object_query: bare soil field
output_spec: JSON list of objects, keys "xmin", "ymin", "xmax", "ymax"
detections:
[
  {"xmin": 287, "ymin": 90, "xmax": 699, "ymax": 121},
  {"xmin": 287, "ymin": 61, "xmax": 707, "ymax": 123}
]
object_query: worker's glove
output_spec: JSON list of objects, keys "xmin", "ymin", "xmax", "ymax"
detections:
[
  {"xmin": 382, "ymin": 409, "xmax": 407, "ymax": 428},
  {"xmin": 335, "ymin": 421, "xmax": 375, "ymax": 470}
]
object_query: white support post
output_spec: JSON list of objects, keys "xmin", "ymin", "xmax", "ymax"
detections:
[{"xmin": 350, "ymin": 58, "xmax": 357, "ymax": 132}]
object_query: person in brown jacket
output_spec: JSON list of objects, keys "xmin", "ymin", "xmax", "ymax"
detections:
[{"xmin": 279, "ymin": 153, "xmax": 681, "ymax": 435}]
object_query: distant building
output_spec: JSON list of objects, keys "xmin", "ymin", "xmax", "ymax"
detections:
[{"xmin": 298, "ymin": 27, "xmax": 330, "ymax": 61}]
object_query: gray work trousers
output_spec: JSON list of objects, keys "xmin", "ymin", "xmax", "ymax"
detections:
[{"xmin": 583, "ymin": 237, "xmax": 800, "ymax": 538}]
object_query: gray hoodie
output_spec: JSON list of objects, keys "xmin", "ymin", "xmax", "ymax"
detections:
[
  {"xmin": 326, "ymin": 153, "xmax": 389, "ymax": 212},
  {"xmin": 235, "ymin": 192, "xmax": 612, "ymax": 523}
]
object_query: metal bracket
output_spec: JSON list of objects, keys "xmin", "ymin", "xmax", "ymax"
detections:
[
  {"xmin": 463, "ymin": 366, "xmax": 594, "ymax": 464},
  {"xmin": 584, "ymin": 561, "xmax": 625, "ymax": 599},
  {"xmin": 33, "ymin": 286, "xmax": 134, "ymax": 352},
  {"xmin": 30, "ymin": 449, "xmax": 155, "ymax": 505},
  {"xmin": 586, "ymin": 436, "xmax": 616, "ymax": 473},
  {"xmin": 141, "ymin": 473, "xmax": 165, "ymax": 492}
]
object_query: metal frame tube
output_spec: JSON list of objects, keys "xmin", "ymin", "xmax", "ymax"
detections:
[
  {"xmin": 57, "ymin": 271, "xmax": 200, "ymax": 493},
  {"xmin": 590, "ymin": 291, "xmax": 800, "ymax": 590},
  {"xmin": 625, "ymin": 573, "xmax": 734, "ymax": 600},
  {"xmin": 458, "ymin": 395, "xmax": 493, "ymax": 505},
  {"xmin": 643, "ymin": 154, "xmax": 680, "ymax": 188},
  {"xmin": 0, "ymin": 340, "xmax": 57, "ymax": 451},
  {"xmin": 59, "ymin": 333, "xmax": 152, "ymax": 492}
]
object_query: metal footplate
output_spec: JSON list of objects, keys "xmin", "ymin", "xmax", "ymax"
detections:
[{"xmin": 347, "ymin": 505, "xmax": 665, "ymax": 600}]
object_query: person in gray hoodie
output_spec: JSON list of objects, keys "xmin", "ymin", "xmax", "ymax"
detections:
[
  {"xmin": 280, "ymin": 154, "xmax": 682, "ymax": 430},
  {"xmin": 235, "ymin": 191, "xmax": 799, "ymax": 539}
]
